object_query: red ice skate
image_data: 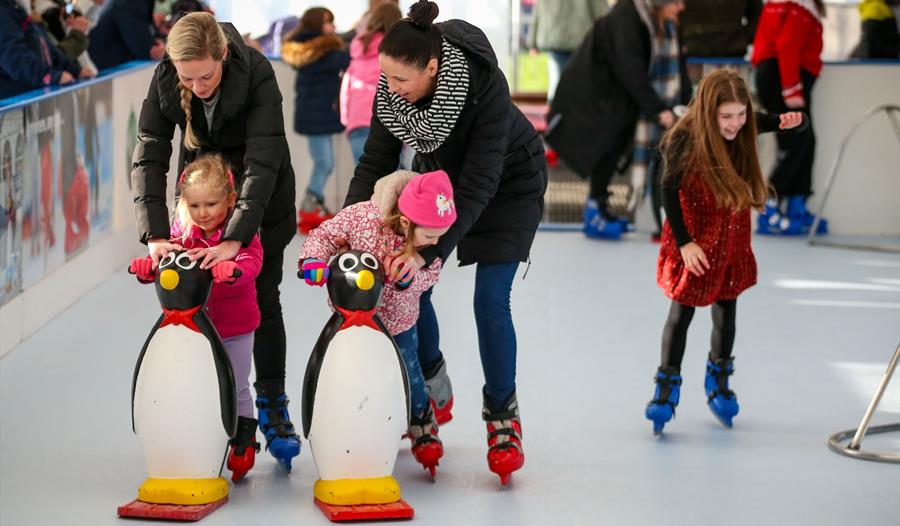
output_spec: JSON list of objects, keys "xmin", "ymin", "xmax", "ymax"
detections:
[
  {"xmin": 483, "ymin": 390, "xmax": 524, "ymax": 486},
  {"xmin": 297, "ymin": 193, "xmax": 334, "ymax": 235},
  {"xmin": 408, "ymin": 406, "xmax": 443, "ymax": 479},
  {"xmin": 226, "ymin": 416, "xmax": 260, "ymax": 483}
]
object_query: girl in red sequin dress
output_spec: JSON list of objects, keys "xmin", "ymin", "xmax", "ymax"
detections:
[{"xmin": 645, "ymin": 69, "xmax": 805, "ymax": 434}]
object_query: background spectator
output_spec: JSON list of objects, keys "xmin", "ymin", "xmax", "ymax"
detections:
[
  {"xmin": 752, "ymin": 0, "xmax": 828, "ymax": 235},
  {"xmin": 282, "ymin": 7, "xmax": 350, "ymax": 233},
  {"xmin": 341, "ymin": 2, "xmax": 403, "ymax": 163},
  {"xmin": 87, "ymin": 0, "xmax": 165, "ymax": 70},
  {"xmin": 0, "ymin": 0, "xmax": 87, "ymax": 99},
  {"xmin": 547, "ymin": 0, "xmax": 691, "ymax": 240},
  {"xmin": 851, "ymin": 0, "xmax": 900, "ymax": 59},
  {"xmin": 679, "ymin": 0, "xmax": 762, "ymax": 58},
  {"xmin": 527, "ymin": 0, "xmax": 609, "ymax": 103}
]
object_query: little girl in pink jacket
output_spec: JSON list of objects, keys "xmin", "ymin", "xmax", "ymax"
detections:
[
  {"xmin": 299, "ymin": 168, "xmax": 456, "ymax": 477},
  {"xmin": 128, "ymin": 154, "xmax": 263, "ymax": 483}
]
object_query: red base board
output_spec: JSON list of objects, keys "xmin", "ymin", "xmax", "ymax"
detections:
[
  {"xmin": 314, "ymin": 498, "xmax": 414, "ymax": 522},
  {"xmin": 117, "ymin": 497, "xmax": 228, "ymax": 521}
]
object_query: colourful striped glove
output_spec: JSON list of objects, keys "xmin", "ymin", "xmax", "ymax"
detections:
[{"xmin": 300, "ymin": 258, "xmax": 329, "ymax": 286}]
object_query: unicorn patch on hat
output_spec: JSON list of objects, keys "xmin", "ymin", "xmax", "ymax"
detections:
[{"xmin": 436, "ymin": 193, "xmax": 454, "ymax": 217}]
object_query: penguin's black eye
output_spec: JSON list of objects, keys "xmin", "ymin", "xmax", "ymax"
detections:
[
  {"xmin": 361, "ymin": 253, "xmax": 378, "ymax": 270},
  {"xmin": 176, "ymin": 253, "xmax": 197, "ymax": 270},
  {"xmin": 159, "ymin": 253, "xmax": 176, "ymax": 268},
  {"xmin": 338, "ymin": 253, "xmax": 359, "ymax": 272}
]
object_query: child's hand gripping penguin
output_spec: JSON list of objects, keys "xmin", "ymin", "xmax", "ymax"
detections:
[
  {"xmin": 119, "ymin": 251, "xmax": 238, "ymax": 520},
  {"xmin": 301, "ymin": 250, "xmax": 415, "ymax": 520}
]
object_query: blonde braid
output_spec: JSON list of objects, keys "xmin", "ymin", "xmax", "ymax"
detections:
[{"xmin": 178, "ymin": 83, "xmax": 200, "ymax": 151}]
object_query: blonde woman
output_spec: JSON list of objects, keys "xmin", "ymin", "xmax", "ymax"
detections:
[{"xmin": 131, "ymin": 12, "xmax": 301, "ymax": 472}]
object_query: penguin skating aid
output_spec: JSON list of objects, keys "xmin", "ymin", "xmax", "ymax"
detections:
[
  {"xmin": 118, "ymin": 252, "xmax": 237, "ymax": 521},
  {"xmin": 301, "ymin": 251, "xmax": 415, "ymax": 520}
]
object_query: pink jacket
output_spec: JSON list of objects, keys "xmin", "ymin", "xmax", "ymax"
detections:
[
  {"xmin": 340, "ymin": 32, "xmax": 384, "ymax": 133},
  {"xmin": 163, "ymin": 220, "xmax": 263, "ymax": 339},
  {"xmin": 299, "ymin": 171, "xmax": 443, "ymax": 335}
]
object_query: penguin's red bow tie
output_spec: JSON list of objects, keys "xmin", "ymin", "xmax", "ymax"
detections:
[
  {"xmin": 336, "ymin": 307, "xmax": 379, "ymax": 331},
  {"xmin": 160, "ymin": 306, "xmax": 202, "ymax": 332}
]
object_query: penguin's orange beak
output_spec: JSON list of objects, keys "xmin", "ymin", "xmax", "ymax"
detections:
[{"xmin": 355, "ymin": 270, "xmax": 374, "ymax": 291}]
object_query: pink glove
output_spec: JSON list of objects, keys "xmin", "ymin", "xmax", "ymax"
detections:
[
  {"xmin": 300, "ymin": 258, "xmax": 329, "ymax": 286},
  {"xmin": 212, "ymin": 261, "xmax": 240, "ymax": 284},
  {"xmin": 129, "ymin": 257, "xmax": 154, "ymax": 283}
]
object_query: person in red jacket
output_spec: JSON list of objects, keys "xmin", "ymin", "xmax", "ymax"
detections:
[{"xmin": 751, "ymin": 0, "xmax": 828, "ymax": 235}]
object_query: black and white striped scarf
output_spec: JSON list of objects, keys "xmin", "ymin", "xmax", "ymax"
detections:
[{"xmin": 375, "ymin": 38, "xmax": 469, "ymax": 153}]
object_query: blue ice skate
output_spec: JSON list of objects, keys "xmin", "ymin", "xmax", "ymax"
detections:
[
  {"xmin": 757, "ymin": 198, "xmax": 805, "ymax": 236},
  {"xmin": 645, "ymin": 366, "xmax": 682, "ymax": 435},
  {"xmin": 254, "ymin": 381, "xmax": 302, "ymax": 471},
  {"xmin": 786, "ymin": 195, "xmax": 828, "ymax": 235},
  {"xmin": 705, "ymin": 356, "xmax": 739, "ymax": 428},
  {"xmin": 583, "ymin": 199, "xmax": 624, "ymax": 240}
]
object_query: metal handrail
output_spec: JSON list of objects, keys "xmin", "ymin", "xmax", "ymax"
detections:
[
  {"xmin": 827, "ymin": 344, "xmax": 900, "ymax": 463},
  {"xmin": 808, "ymin": 105, "xmax": 900, "ymax": 252}
]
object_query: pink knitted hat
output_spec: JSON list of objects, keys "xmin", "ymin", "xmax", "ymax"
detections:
[{"xmin": 398, "ymin": 169, "xmax": 456, "ymax": 229}]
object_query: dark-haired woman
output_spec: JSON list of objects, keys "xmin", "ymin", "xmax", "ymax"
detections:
[
  {"xmin": 131, "ymin": 12, "xmax": 301, "ymax": 473},
  {"xmin": 343, "ymin": 0, "xmax": 547, "ymax": 485},
  {"xmin": 282, "ymin": 7, "xmax": 350, "ymax": 233}
]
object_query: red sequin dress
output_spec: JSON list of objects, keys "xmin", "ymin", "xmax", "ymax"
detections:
[{"xmin": 657, "ymin": 172, "xmax": 757, "ymax": 307}]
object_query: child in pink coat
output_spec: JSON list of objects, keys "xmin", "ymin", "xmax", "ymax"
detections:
[
  {"xmin": 128, "ymin": 154, "xmax": 263, "ymax": 483},
  {"xmin": 340, "ymin": 2, "xmax": 402, "ymax": 163},
  {"xmin": 299, "ymin": 168, "xmax": 455, "ymax": 477}
]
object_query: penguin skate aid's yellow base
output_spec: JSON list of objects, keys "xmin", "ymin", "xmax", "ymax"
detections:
[
  {"xmin": 137, "ymin": 477, "xmax": 229, "ymax": 505},
  {"xmin": 314, "ymin": 476, "xmax": 402, "ymax": 505}
]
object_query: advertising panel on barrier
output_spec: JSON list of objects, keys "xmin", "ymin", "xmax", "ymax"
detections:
[
  {"xmin": 0, "ymin": 110, "xmax": 24, "ymax": 305},
  {"xmin": 0, "ymin": 81, "xmax": 117, "ymax": 304}
]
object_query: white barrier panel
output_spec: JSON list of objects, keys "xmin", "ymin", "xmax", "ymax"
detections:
[{"xmin": 0, "ymin": 63, "xmax": 166, "ymax": 357}]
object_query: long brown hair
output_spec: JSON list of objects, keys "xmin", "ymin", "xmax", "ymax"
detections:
[
  {"xmin": 660, "ymin": 69, "xmax": 768, "ymax": 211},
  {"xmin": 361, "ymin": 3, "xmax": 402, "ymax": 54},
  {"xmin": 285, "ymin": 7, "xmax": 335, "ymax": 42},
  {"xmin": 166, "ymin": 12, "xmax": 228, "ymax": 151}
]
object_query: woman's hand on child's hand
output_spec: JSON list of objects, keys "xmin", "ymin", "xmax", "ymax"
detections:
[
  {"xmin": 211, "ymin": 261, "xmax": 240, "ymax": 284},
  {"xmin": 680, "ymin": 242, "xmax": 710, "ymax": 277},
  {"xmin": 188, "ymin": 240, "xmax": 241, "ymax": 270},
  {"xmin": 148, "ymin": 239, "xmax": 183, "ymax": 269},
  {"xmin": 300, "ymin": 258, "xmax": 329, "ymax": 286},
  {"xmin": 129, "ymin": 257, "xmax": 155, "ymax": 283},
  {"xmin": 779, "ymin": 112, "xmax": 804, "ymax": 130}
]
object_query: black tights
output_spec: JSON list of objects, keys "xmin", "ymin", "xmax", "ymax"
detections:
[{"xmin": 660, "ymin": 300, "xmax": 737, "ymax": 370}]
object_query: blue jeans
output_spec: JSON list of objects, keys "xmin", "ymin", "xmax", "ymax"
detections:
[
  {"xmin": 393, "ymin": 326, "xmax": 429, "ymax": 418},
  {"xmin": 306, "ymin": 134, "xmax": 334, "ymax": 200},
  {"xmin": 417, "ymin": 262, "xmax": 520, "ymax": 410},
  {"xmin": 347, "ymin": 127, "xmax": 369, "ymax": 165}
]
